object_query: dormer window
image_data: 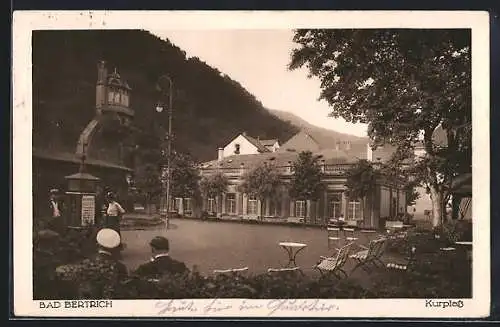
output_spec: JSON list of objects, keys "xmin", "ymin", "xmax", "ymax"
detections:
[{"xmin": 234, "ymin": 143, "xmax": 240, "ymax": 155}]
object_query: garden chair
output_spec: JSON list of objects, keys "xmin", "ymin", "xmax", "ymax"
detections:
[
  {"xmin": 349, "ymin": 238, "xmax": 387, "ymax": 273},
  {"xmin": 327, "ymin": 227, "xmax": 341, "ymax": 249},
  {"xmin": 343, "ymin": 228, "xmax": 358, "ymax": 242},
  {"xmin": 267, "ymin": 267, "xmax": 301, "ymax": 274},
  {"xmin": 386, "ymin": 246, "xmax": 417, "ymax": 272},
  {"xmin": 213, "ymin": 267, "xmax": 249, "ymax": 275},
  {"xmin": 314, "ymin": 242, "xmax": 353, "ymax": 279}
]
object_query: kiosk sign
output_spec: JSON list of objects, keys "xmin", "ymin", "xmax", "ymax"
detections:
[{"xmin": 81, "ymin": 195, "xmax": 95, "ymax": 226}]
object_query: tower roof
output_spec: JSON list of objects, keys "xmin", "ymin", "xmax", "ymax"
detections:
[{"xmin": 107, "ymin": 68, "xmax": 132, "ymax": 90}]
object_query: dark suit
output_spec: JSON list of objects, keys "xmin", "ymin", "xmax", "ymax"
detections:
[{"xmin": 135, "ymin": 255, "xmax": 188, "ymax": 279}]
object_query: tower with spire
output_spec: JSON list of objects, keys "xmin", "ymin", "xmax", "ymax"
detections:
[{"xmin": 95, "ymin": 60, "xmax": 134, "ymax": 126}]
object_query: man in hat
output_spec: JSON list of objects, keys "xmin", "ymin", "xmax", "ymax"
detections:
[
  {"xmin": 60, "ymin": 228, "xmax": 128, "ymax": 298},
  {"xmin": 134, "ymin": 236, "xmax": 188, "ymax": 279}
]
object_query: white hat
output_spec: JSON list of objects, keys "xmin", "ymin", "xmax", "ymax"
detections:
[{"xmin": 96, "ymin": 228, "xmax": 121, "ymax": 249}]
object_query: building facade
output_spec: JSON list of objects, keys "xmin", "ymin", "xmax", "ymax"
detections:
[
  {"xmin": 220, "ymin": 132, "xmax": 279, "ymax": 159},
  {"xmin": 176, "ymin": 140, "xmax": 408, "ymax": 229}
]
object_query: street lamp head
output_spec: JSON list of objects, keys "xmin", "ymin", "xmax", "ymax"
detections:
[{"xmin": 155, "ymin": 103, "xmax": 164, "ymax": 113}]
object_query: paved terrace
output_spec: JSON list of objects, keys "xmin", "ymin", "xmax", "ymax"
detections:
[{"xmin": 121, "ymin": 218, "xmax": 397, "ymax": 286}]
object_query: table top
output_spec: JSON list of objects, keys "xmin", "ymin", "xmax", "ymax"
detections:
[
  {"xmin": 455, "ymin": 241, "xmax": 473, "ymax": 246},
  {"xmin": 279, "ymin": 242, "xmax": 307, "ymax": 248}
]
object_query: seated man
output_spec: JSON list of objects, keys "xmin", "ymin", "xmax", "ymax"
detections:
[{"xmin": 134, "ymin": 236, "xmax": 189, "ymax": 279}]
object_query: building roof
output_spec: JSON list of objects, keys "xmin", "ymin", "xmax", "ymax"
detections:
[
  {"xmin": 259, "ymin": 139, "xmax": 279, "ymax": 147},
  {"xmin": 65, "ymin": 172, "xmax": 101, "ymax": 181},
  {"xmin": 241, "ymin": 133, "xmax": 271, "ymax": 153},
  {"xmin": 202, "ymin": 148, "xmax": 358, "ymax": 170},
  {"xmin": 279, "ymin": 131, "xmax": 322, "ymax": 153},
  {"xmin": 33, "ymin": 148, "xmax": 133, "ymax": 172}
]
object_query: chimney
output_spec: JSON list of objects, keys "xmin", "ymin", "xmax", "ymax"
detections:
[
  {"xmin": 320, "ymin": 159, "xmax": 326, "ymax": 173},
  {"xmin": 287, "ymin": 161, "xmax": 292, "ymax": 173},
  {"xmin": 346, "ymin": 141, "xmax": 351, "ymax": 151},
  {"xmin": 218, "ymin": 147, "xmax": 224, "ymax": 161},
  {"xmin": 366, "ymin": 143, "xmax": 373, "ymax": 161},
  {"xmin": 335, "ymin": 141, "xmax": 340, "ymax": 151},
  {"xmin": 242, "ymin": 131, "xmax": 247, "ymax": 137}
]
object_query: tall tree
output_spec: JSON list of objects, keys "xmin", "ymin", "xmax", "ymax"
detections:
[
  {"xmin": 344, "ymin": 159, "xmax": 377, "ymax": 200},
  {"xmin": 289, "ymin": 151, "xmax": 324, "ymax": 201},
  {"xmin": 290, "ymin": 29, "xmax": 471, "ymax": 227},
  {"xmin": 239, "ymin": 163, "xmax": 282, "ymax": 219},
  {"xmin": 133, "ymin": 162, "xmax": 161, "ymax": 213},
  {"xmin": 170, "ymin": 152, "xmax": 201, "ymax": 199},
  {"xmin": 200, "ymin": 172, "xmax": 229, "ymax": 199}
]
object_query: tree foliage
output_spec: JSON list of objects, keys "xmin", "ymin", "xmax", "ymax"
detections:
[
  {"xmin": 170, "ymin": 153, "xmax": 201, "ymax": 199},
  {"xmin": 239, "ymin": 164, "xmax": 282, "ymax": 202},
  {"xmin": 289, "ymin": 151, "xmax": 324, "ymax": 201},
  {"xmin": 133, "ymin": 162, "xmax": 162, "ymax": 204},
  {"xmin": 290, "ymin": 29, "xmax": 471, "ymax": 226},
  {"xmin": 200, "ymin": 172, "xmax": 229, "ymax": 199},
  {"xmin": 344, "ymin": 160, "xmax": 377, "ymax": 200}
]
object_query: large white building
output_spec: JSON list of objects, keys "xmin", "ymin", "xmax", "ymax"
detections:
[
  {"xmin": 219, "ymin": 132, "xmax": 280, "ymax": 159},
  {"xmin": 172, "ymin": 130, "xmax": 408, "ymax": 229}
]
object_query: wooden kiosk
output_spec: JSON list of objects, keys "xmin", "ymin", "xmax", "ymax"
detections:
[{"xmin": 64, "ymin": 155, "xmax": 100, "ymax": 227}]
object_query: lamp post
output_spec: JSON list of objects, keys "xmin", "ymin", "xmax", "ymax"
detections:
[{"xmin": 155, "ymin": 75, "xmax": 174, "ymax": 229}]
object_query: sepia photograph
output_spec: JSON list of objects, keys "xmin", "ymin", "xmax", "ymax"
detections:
[{"xmin": 13, "ymin": 11, "xmax": 489, "ymax": 318}]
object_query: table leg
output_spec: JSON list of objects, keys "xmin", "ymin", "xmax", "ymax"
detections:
[{"xmin": 281, "ymin": 246, "xmax": 294, "ymax": 267}]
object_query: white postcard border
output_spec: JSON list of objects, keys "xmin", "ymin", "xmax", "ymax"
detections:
[{"xmin": 12, "ymin": 10, "xmax": 491, "ymax": 318}]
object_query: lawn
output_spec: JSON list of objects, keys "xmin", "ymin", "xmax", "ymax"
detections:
[{"xmin": 121, "ymin": 218, "xmax": 385, "ymax": 279}]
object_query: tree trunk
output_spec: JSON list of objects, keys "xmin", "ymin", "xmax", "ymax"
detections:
[{"xmin": 429, "ymin": 185, "xmax": 444, "ymax": 227}]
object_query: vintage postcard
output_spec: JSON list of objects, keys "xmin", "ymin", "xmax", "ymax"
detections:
[{"xmin": 12, "ymin": 10, "xmax": 490, "ymax": 318}]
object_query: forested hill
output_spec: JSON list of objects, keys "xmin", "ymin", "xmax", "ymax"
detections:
[{"xmin": 32, "ymin": 30, "xmax": 299, "ymax": 162}]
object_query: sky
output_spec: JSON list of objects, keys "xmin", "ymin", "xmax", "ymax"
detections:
[{"xmin": 149, "ymin": 29, "xmax": 368, "ymax": 137}]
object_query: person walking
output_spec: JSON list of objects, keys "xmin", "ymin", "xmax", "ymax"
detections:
[{"xmin": 105, "ymin": 191, "xmax": 125, "ymax": 235}]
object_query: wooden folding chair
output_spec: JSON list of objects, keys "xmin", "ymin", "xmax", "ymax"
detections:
[
  {"xmin": 314, "ymin": 242, "xmax": 353, "ymax": 279},
  {"xmin": 343, "ymin": 228, "xmax": 359, "ymax": 242},
  {"xmin": 213, "ymin": 267, "xmax": 249, "ymax": 275},
  {"xmin": 327, "ymin": 227, "xmax": 342, "ymax": 249},
  {"xmin": 386, "ymin": 246, "xmax": 417, "ymax": 272},
  {"xmin": 267, "ymin": 267, "xmax": 302, "ymax": 277},
  {"xmin": 349, "ymin": 238, "xmax": 386, "ymax": 273}
]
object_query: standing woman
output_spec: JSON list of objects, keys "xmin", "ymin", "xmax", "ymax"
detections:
[{"xmin": 105, "ymin": 191, "xmax": 125, "ymax": 236}]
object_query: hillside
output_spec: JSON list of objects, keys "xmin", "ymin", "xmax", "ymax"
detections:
[
  {"xmin": 269, "ymin": 109, "xmax": 368, "ymax": 144},
  {"xmin": 32, "ymin": 30, "xmax": 299, "ymax": 163}
]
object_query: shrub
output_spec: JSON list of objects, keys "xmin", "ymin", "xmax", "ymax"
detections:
[
  {"xmin": 434, "ymin": 220, "xmax": 473, "ymax": 246},
  {"xmin": 111, "ymin": 270, "xmax": 374, "ymax": 299},
  {"xmin": 369, "ymin": 251, "xmax": 471, "ymax": 298}
]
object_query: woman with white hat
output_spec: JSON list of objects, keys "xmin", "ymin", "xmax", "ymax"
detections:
[{"xmin": 105, "ymin": 191, "xmax": 125, "ymax": 236}]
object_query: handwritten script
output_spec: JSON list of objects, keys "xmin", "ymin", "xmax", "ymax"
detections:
[{"xmin": 156, "ymin": 299, "xmax": 339, "ymax": 316}]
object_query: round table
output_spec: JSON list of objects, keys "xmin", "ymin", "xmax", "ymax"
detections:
[{"xmin": 278, "ymin": 242, "xmax": 307, "ymax": 268}]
